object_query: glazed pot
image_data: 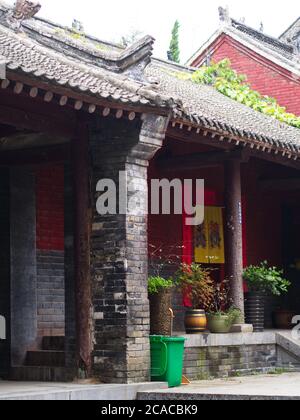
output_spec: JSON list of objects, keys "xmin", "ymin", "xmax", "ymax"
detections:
[
  {"xmin": 245, "ymin": 291, "xmax": 265, "ymax": 332},
  {"xmin": 273, "ymin": 310, "xmax": 295, "ymax": 330},
  {"xmin": 149, "ymin": 288, "xmax": 173, "ymax": 336},
  {"xmin": 184, "ymin": 309, "xmax": 207, "ymax": 334},
  {"xmin": 207, "ymin": 314, "xmax": 232, "ymax": 334}
]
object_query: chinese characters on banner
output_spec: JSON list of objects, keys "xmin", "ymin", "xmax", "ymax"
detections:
[{"xmin": 194, "ymin": 206, "xmax": 225, "ymax": 264}]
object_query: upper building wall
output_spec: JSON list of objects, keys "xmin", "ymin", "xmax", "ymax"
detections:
[{"xmin": 190, "ymin": 33, "xmax": 300, "ymax": 116}]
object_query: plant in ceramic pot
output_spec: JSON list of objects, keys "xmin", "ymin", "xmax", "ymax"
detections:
[
  {"xmin": 175, "ymin": 263, "xmax": 214, "ymax": 334},
  {"xmin": 148, "ymin": 276, "xmax": 174, "ymax": 336},
  {"xmin": 243, "ymin": 262, "xmax": 291, "ymax": 332},
  {"xmin": 207, "ymin": 279, "xmax": 241, "ymax": 334},
  {"xmin": 148, "ymin": 244, "xmax": 182, "ymax": 336}
]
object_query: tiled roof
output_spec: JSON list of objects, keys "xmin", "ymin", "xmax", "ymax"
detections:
[
  {"xmin": 231, "ymin": 19, "xmax": 295, "ymax": 61},
  {"xmin": 280, "ymin": 17, "xmax": 300, "ymax": 45},
  {"xmin": 0, "ymin": 3, "xmax": 300, "ymax": 155},
  {"xmin": 0, "ymin": 4, "xmax": 178, "ymax": 111},
  {"xmin": 147, "ymin": 61, "xmax": 300, "ymax": 154}
]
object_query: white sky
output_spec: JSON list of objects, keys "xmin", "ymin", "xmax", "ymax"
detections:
[{"xmin": 3, "ymin": 0, "xmax": 300, "ymax": 62}]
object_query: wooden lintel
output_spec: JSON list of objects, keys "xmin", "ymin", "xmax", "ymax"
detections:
[
  {"xmin": 259, "ymin": 178, "xmax": 300, "ymax": 191},
  {"xmin": 249, "ymin": 150, "xmax": 300, "ymax": 171},
  {"xmin": 0, "ymin": 143, "xmax": 70, "ymax": 166},
  {"xmin": 167, "ymin": 126, "xmax": 233, "ymax": 150},
  {"xmin": 157, "ymin": 148, "xmax": 248, "ymax": 171},
  {"xmin": 0, "ymin": 102, "xmax": 75, "ymax": 138}
]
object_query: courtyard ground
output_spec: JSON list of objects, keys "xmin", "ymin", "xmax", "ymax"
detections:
[{"xmin": 138, "ymin": 372, "xmax": 300, "ymax": 400}]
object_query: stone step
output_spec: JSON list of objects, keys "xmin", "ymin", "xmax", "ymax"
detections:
[
  {"xmin": 25, "ymin": 351, "xmax": 65, "ymax": 367},
  {"xmin": 42, "ymin": 336, "xmax": 65, "ymax": 351},
  {"xmin": 10, "ymin": 366, "xmax": 73, "ymax": 382}
]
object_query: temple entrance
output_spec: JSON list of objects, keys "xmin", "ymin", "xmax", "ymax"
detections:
[
  {"xmin": 282, "ymin": 205, "xmax": 300, "ymax": 317},
  {"xmin": 0, "ymin": 122, "xmax": 76, "ymax": 381}
]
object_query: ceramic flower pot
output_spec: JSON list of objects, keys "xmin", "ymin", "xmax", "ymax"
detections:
[
  {"xmin": 245, "ymin": 291, "xmax": 265, "ymax": 332},
  {"xmin": 184, "ymin": 309, "xmax": 207, "ymax": 334},
  {"xmin": 207, "ymin": 314, "xmax": 232, "ymax": 334},
  {"xmin": 272, "ymin": 310, "xmax": 295, "ymax": 330}
]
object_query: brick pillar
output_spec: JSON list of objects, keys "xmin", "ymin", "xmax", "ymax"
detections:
[{"xmin": 90, "ymin": 113, "xmax": 169, "ymax": 383}]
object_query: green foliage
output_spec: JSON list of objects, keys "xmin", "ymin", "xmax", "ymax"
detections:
[
  {"xmin": 185, "ymin": 59, "xmax": 300, "ymax": 129},
  {"xmin": 168, "ymin": 20, "xmax": 180, "ymax": 64},
  {"xmin": 175, "ymin": 263, "xmax": 214, "ymax": 310},
  {"xmin": 148, "ymin": 276, "xmax": 174, "ymax": 295},
  {"xmin": 243, "ymin": 261, "xmax": 291, "ymax": 296}
]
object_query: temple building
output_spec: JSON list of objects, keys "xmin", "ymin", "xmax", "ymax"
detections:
[
  {"xmin": 0, "ymin": 2, "xmax": 300, "ymax": 383},
  {"xmin": 187, "ymin": 8, "xmax": 300, "ymax": 116}
]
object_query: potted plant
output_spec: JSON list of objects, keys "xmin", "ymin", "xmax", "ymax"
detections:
[
  {"xmin": 148, "ymin": 276, "xmax": 174, "ymax": 336},
  {"xmin": 207, "ymin": 279, "xmax": 241, "ymax": 334},
  {"xmin": 148, "ymin": 244, "xmax": 182, "ymax": 336},
  {"xmin": 243, "ymin": 261, "xmax": 291, "ymax": 332},
  {"xmin": 175, "ymin": 263, "xmax": 214, "ymax": 334}
]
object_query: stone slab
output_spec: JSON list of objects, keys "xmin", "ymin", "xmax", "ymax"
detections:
[
  {"xmin": 0, "ymin": 381, "xmax": 167, "ymax": 401},
  {"xmin": 182, "ymin": 331, "xmax": 277, "ymax": 348},
  {"xmin": 138, "ymin": 373, "xmax": 300, "ymax": 400}
]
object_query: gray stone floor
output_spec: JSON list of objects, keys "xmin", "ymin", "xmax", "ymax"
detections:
[
  {"xmin": 0, "ymin": 381, "xmax": 167, "ymax": 400},
  {"xmin": 139, "ymin": 373, "xmax": 300, "ymax": 400}
]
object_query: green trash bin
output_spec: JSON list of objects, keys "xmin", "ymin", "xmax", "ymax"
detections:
[{"xmin": 150, "ymin": 336, "xmax": 186, "ymax": 388}]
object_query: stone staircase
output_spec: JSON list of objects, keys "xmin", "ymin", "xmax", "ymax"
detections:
[
  {"xmin": 25, "ymin": 336, "xmax": 65, "ymax": 367},
  {"xmin": 10, "ymin": 336, "xmax": 71, "ymax": 382},
  {"xmin": 276, "ymin": 331, "xmax": 300, "ymax": 369}
]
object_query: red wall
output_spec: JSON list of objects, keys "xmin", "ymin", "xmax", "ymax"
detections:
[
  {"xmin": 36, "ymin": 164, "xmax": 64, "ymax": 251},
  {"xmin": 191, "ymin": 35, "xmax": 300, "ymax": 116}
]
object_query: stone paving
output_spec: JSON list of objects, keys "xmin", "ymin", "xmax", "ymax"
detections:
[{"xmin": 138, "ymin": 373, "xmax": 300, "ymax": 400}]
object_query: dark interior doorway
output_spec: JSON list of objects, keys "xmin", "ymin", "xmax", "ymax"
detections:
[
  {"xmin": 0, "ymin": 168, "xmax": 10, "ymax": 378},
  {"xmin": 282, "ymin": 205, "xmax": 300, "ymax": 316}
]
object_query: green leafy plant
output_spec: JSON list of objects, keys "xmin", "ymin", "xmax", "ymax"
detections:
[
  {"xmin": 181, "ymin": 59, "xmax": 300, "ymax": 129},
  {"xmin": 243, "ymin": 261, "xmax": 291, "ymax": 296},
  {"xmin": 207, "ymin": 279, "xmax": 241, "ymax": 326},
  {"xmin": 148, "ymin": 276, "xmax": 174, "ymax": 295},
  {"xmin": 175, "ymin": 263, "xmax": 214, "ymax": 310}
]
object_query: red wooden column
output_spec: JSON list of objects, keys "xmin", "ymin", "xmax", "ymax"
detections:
[
  {"xmin": 224, "ymin": 159, "xmax": 245, "ymax": 320},
  {"xmin": 72, "ymin": 121, "xmax": 92, "ymax": 376}
]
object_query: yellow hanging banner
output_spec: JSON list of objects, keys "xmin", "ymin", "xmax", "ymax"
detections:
[{"xmin": 194, "ymin": 206, "xmax": 225, "ymax": 264}]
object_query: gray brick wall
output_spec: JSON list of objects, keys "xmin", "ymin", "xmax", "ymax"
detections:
[
  {"xmin": 89, "ymin": 114, "xmax": 167, "ymax": 383},
  {"xmin": 37, "ymin": 250, "xmax": 65, "ymax": 337},
  {"xmin": 184, "ymin": 344, "xmax": 277, "ymax": 380}
]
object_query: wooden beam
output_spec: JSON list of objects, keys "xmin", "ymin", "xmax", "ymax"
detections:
[
  {"xmin": 167, "ymin": 126, "xmax": 234, "ymax": 150},
  {"xmin": 157, "ymin": 148, "xmax": 249, "ymax": 171},
  {"xmin": 0, "ymin": 143, "xmax": 70, "ymax": 166},
  {"xmin": 259, "ymin": 178, "xmax": 300, "ymax": 191},
  {"xmin": 249, "ymin": 150, "xmax": 300, "ymax": 171},
  {"xmin": 0, "ymin": 103, "xmax": 75, "ymax": 138},
  {"xmin": 0, "ymin": 132, "xmax": 68, "ymax": 151}
]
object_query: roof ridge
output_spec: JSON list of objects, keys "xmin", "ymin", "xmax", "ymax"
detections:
[
  {"xmin": 231, "ymin": 19, "xmax": 294, "ymax": 53},
  {"xmin": 0, "ymin": 2, "xmax": 154, "ymax": 80}
]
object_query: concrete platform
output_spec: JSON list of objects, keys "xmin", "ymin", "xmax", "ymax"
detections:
[
  {"xmin": 138, "ymin": 373, "xmax": 300, "ymax": 400},
  {"xmin": 0, "ymin": 381, "xmax": 167, "ymax": 401}
]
